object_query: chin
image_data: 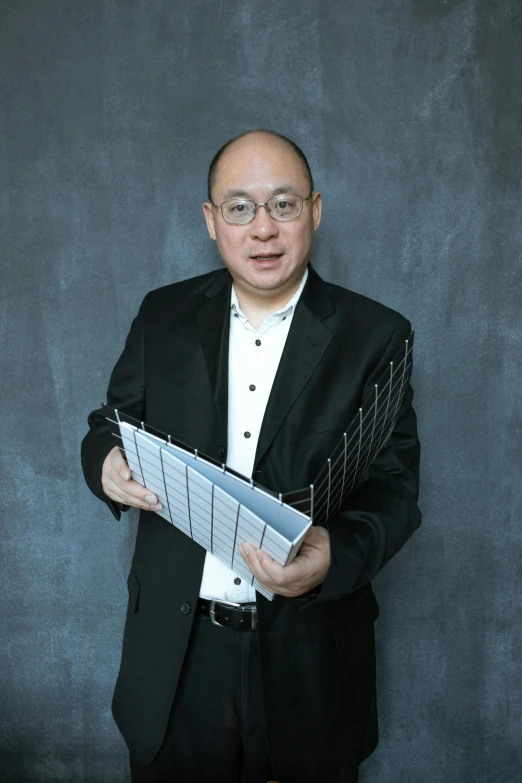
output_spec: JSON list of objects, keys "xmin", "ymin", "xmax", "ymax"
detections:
[
  {"xmin": 246, "ymin": 268, "xmax": 291, "ymax": 290},
  {"xmin": 248, "ymin": 258, "xmax": 299, "ymax": 280}
]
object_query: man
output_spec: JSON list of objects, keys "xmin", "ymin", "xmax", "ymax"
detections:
[{"xmin": 81, "ymin": 129, "xmax": 421, "ymax": 783}]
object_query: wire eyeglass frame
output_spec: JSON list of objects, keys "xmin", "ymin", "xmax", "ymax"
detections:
[{"xmin": 211, "ymin": 190, "xmax": 314, "ymax": 225}]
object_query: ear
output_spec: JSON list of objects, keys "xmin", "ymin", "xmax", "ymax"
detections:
[
  {"xmin": 203, "ymin": 201, "xmax": 217, "ymax": 240},
  {"xmin": 311, "ymin": 191, "xmax": 322, "ymax": 232}
]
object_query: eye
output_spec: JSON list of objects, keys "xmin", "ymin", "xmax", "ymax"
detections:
[
  {"xmin": 273, "ymin": 195, "xmax": 298, "ymax": 213},
  {"xmin": 222, "ymin": 199, "xmax": 255, "ymax": 220}
]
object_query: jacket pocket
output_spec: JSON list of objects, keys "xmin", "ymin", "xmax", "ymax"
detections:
[
  {"xmin": 290, "ymin": 407, "xmax": 354, "ymax": 441},
  {"xmin": 331, "ymin": 588, "xmax": 379, "ymax": 655},
  {"xmin": 126, "ymin": 568, "xmax": 141, "ymax": 613}
]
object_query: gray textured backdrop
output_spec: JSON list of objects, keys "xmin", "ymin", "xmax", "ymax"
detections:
[{"xmin": 1, "ymin": 1, "xmax": 521, "ymax": 781}]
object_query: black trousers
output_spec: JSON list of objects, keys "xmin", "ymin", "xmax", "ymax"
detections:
[{"xmin": 129, "ymin": 609, "xmax": 359, "ymax": 783}]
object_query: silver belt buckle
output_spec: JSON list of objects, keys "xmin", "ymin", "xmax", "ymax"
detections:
[{"xmin": 209, "ymin": 598, "xmax": 240, "ymax": 628}]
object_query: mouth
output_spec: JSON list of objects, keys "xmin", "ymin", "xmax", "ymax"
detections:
[{"xmin": 250, "ymin": 253, "xmax": 283, "ymax": 261}]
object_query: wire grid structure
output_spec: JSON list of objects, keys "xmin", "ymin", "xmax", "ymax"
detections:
[
  {"xmin": 282, "ymin": 332, "xmax": 414, "ymax": 524},
  {"xmin": 103, "ymin": 332, "xmax": 413, "ymax": 600}
]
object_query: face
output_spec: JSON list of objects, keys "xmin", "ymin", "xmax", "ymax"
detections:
[{"xmin": 203, "ymin": 134, "xmax": 322, "ymax": 300}]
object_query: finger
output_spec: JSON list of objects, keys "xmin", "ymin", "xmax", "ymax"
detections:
[
  {"xmin": 121, "ymin": 493, "xmax": 163, "ymax": 512},
  {"xmin": 239, "ymin": 544, "xmax": 314, "ymax": 598},
  {"xmin": 266, "ymin": 550, "xmax": 312, "ymax": 582},
  {"xmin": 239, "ymin": 544, "xmax": 277, "ymax": 588},
  {"xmin": 104, "ymin": 475, "xmax": 162, "ymax": 511},
  {"xmin": 110, "ymin": 467, "xmax": 160, "ymax": 506},
  {"xmin": 241, "ymin": 543, "xmax": 303, "ymax": 584},
  {"xmin": 110, "ymin": 447, "xmax": 132, "ymax": 480},
  {"xmin": 120, "ymin": 478, "xmax": 158, "ymax": 505},
  {"xmin": 255, "ymin": 549, "xmax": 287, "ymax": 580}
]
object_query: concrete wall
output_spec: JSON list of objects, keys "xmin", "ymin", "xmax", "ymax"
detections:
[{"xmin": 1, "ymin": 1, "xmax": 521, "ymax": 780}]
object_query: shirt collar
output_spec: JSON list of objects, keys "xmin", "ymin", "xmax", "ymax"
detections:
[{"xmin": 231, "ymin": 266, "xmax": 309, "ymax": 328}]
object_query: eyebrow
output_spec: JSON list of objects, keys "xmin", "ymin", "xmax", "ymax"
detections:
[{"xmin": 221, "ymin": 184, "xmax": 299, "ymax": 200}]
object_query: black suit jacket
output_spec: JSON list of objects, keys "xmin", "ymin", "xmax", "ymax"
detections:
[{"xmin": 81, "ymin": 263, "xmax": 421, "ymax": 781}]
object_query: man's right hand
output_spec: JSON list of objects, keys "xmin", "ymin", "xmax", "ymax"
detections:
[{"xmin": 101, "ymin": 446, "xmax": 163, "ymax": 512}]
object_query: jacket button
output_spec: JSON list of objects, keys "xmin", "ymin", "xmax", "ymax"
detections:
[
  {"xmin": 180, "ymin": 602, "xmax": 191, "ymax": 614},
  {"xmin": 218, "ymin": 445, "xmax": 225, "ymax": 458}
]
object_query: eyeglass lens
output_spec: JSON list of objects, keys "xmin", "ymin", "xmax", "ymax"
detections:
[{"xmin": 221, "ymin": 194, "xmax": 303, "ymax": 224}]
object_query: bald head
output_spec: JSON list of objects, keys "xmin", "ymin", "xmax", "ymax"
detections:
[
  {"xmin": 202, "ymin": 128, "xmax": 322, "ymax": 308},
  {"xmin": 207, "ymin": 130, "xmax": 314, "ymax": 203}
]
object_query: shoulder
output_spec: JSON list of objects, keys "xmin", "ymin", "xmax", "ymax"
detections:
[
  {"xmin": 319, "ymin": 274, "xmax": 412, "ymax": 339},
  {"xmin": 144, "ymin": 267, "xmax": 227, "ymax": 307},
  {"xmin": 131, "ymin": 268, "xmax": 228, "ymax": 328},
  {"xmin": 318, "ymin": 277, "xmax": 414, "ymax": 375}
]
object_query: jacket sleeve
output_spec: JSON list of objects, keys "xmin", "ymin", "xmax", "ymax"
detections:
[
  {"xmin": 80, "ymin": 292, "xmax": 150, "ymax": 521},
  {"xmin": 313, "ymin": 317, "xmax": 422, "ymax": 603}
]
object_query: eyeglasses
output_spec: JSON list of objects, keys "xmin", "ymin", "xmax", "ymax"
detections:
[{"xmin": 211, "ymin": 191, "xmax": 313, "ymax": 225}]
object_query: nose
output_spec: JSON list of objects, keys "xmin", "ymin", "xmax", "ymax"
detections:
[{"xmin": 249, "ymin": 204, "xmax": 279, "ymax": 240}]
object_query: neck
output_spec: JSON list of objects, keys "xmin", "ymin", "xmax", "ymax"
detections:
[{"xmin": 233, "ymin": 269, "xmax": 306, "ymax": 330}]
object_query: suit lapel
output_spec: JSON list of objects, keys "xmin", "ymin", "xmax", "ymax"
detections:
[
  {"xmin": 195, "ymin": 269, "xmax": 232, "ymax": 439},
  {"xmin": 195, "ymin": 264, "xmax": 335, "ymax": 468},
  {"xmin": 253, "ymin": 265, "xmax": 334, "ymax": 470}
]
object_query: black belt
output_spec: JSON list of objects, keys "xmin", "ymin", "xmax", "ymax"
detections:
[{"xmin": 198, "ymin": 598, "xmax": 258, "ymax": 631}]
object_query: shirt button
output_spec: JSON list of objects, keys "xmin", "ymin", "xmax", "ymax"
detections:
[
  {"xmin": 234, "ymin": 577, "xmax": 241, "ymax": 585},
  {"xmin": 249, "ymin": 384, "xmax": 256, "ymax": 391},
  {"xmin": 234, "ymin": 313, "xmax": 239, "ymax": 318},
  {"xmin": 244, "ymin": 431, "xmax": 251, "ymax": 439},
  {"xmin": 255, "ymin": 339, "xmax": 261, "ymax": 346},
  {"xmin": 180, "ymin": 602, "xmax": 191, "ymax": 615}
]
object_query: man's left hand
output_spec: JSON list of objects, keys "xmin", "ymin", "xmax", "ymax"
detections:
[{"xmin": 239, "ymin": 525, "xmax": 331, "ymax": 598}]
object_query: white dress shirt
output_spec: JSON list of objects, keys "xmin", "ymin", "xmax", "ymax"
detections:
[{"xmin": 198, "ymin": 267, "xmax": 309, "ymax": 603}]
